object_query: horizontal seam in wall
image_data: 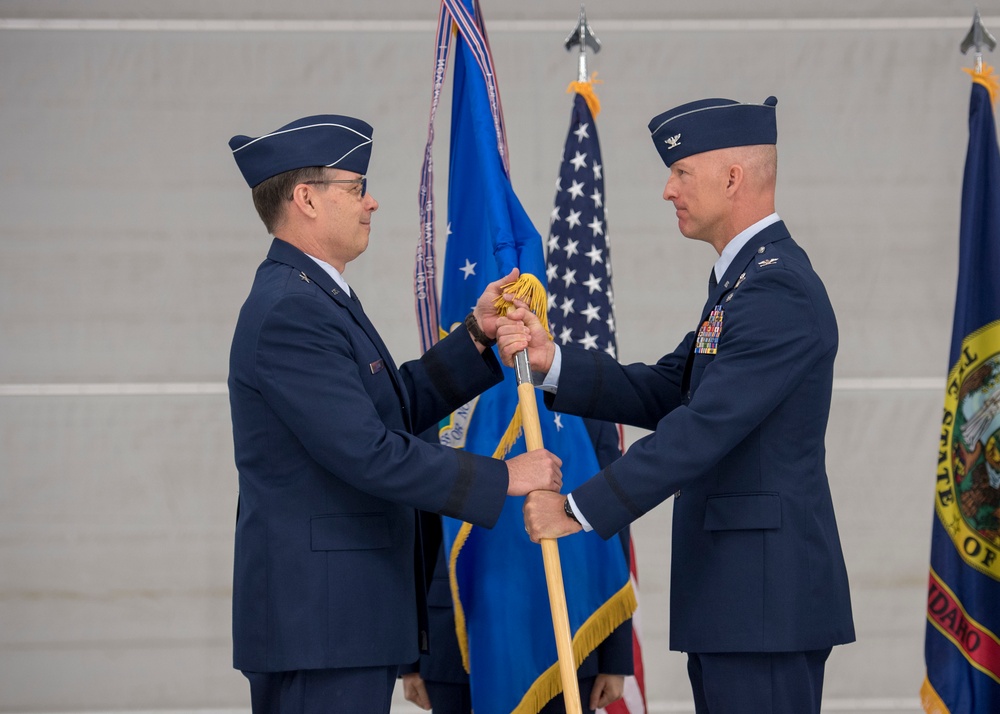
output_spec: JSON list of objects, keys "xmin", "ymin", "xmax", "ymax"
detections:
[
  {"xmin": 0, "ymin": 17, "xmax": 993, "ymax": 33},
  {"xmin": 0, "ymin": 378, "xmax": 943, "ymax": 396}
]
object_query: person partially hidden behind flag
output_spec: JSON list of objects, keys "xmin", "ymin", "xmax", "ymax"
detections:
[
  {"xmin": 400, "ymin": 418, "xmax": 633, "ymax": 714},
  {"xmin": 226, "ymin": 114, "xmax": 564, "ymax": 714},
  {"xmin": 497, "ymin": 96, "xmax": 855, "ymax": 714}
]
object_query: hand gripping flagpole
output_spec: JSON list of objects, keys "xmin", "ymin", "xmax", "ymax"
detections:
[{"xmin": 496, "ymin": 275, "xmax": 582, "ymax": 714}]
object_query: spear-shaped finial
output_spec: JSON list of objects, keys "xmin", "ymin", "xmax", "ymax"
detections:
[
  {"xmin": 961, "ymin": 8, "xmax": 997, "ymax": 74},
  {"xmin": 564, "ymin": 5, "xmax": 601, "ymax": 82}
]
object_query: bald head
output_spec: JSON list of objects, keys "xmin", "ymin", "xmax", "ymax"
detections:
[
  {"xmin": 715, "ymin": 144, "xmax": 777, "ymax": 191},
  {"xmin": 714, "ymin": 144, "xmax": 778, "ymax": 227}
]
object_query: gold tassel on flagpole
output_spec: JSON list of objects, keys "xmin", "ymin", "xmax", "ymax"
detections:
[
  {"xmin": 494, "ymin": 272, "xmax": 551, "ymax": 330},
  {"xmin": 964, "ymin": 62, "xmax": 999, "ymax": 105},
  {"xmin": 567, "ymin": 73, "xmax": 603, "ymax": 118},
  {"xmin": 490, "ymin": 272, "xmax": 552, "ymax": 457}
]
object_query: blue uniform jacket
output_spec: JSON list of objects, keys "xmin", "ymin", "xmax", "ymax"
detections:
[
  {"xmin": 229, "ymin": 238, "xmax": 510, "ymax": 673},
  {"xmin": 548, "ymin": 221, "xmax": 855, "ymax": 654}
]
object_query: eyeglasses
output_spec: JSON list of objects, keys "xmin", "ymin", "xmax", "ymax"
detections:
[{"xmin": 301, "ymin": 177, "xmax": 367, "ymax": 198}]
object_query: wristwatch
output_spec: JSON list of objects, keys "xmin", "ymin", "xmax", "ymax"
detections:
[
  {"xmin": 563, "ymin": 497, "xmax": 581, "ymax": 524},
  {"xmin": 464, "ymin": 312, "xmax": 496, "ymax": 347}
]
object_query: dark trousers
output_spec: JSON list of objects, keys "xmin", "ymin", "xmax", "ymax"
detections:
[
  {"xmin": 243, "ymin": 666, "xmax": 397, "ymax": 714},
  {"xmin": 540, "ymin": 676, "xmax": 596, "ymax": 714},
  {"xmin": 687, "ymin": 649, "xmax": 832, "ymax": 714},
  {"xmin": 422, "ymin": 676, "xmax": 596, "ymax": 714},
  {"xmin": 424, "ymin": 680, "xmax": 472, "ymax": 713}
]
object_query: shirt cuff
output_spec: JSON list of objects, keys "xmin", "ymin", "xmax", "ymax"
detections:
[
  {"xmin": 535, "ymin": 343, "xmax": 562, "ymax": 393},
  {"xmin": 567, "ymin": 493, "xmax": 594, "ymax": 532}
]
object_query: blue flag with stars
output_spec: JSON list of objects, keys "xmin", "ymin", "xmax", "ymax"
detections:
[{"xmin": 420, "ymin": 3, "xmax": 635, "ymax": 713}]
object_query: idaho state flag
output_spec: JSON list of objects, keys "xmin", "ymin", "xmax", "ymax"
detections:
[
  {"xmin": 415, "ymin": 2, "xmax": 635, "ymax": 713},
  {"xmin": 922, "ymin": 65, "xmax": 1000, "ymax": 713}
]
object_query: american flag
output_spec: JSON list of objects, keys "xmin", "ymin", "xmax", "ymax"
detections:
[
  {"xmin": 547, "ymin": 86, "xmax": 648, "ymax": 714},
  {"xmin": 546, "ymin": 91, "xmax": 618, "ymax": 359}
]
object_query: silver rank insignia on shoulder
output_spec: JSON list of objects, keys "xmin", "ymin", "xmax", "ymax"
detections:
[
  {"xmin": 758, "ymin": 258, "xmax": 779, "ymax": 267},
  {"xmin": 299, "ymin": 272, "xmax": 311, "ymax": 283},
  {"xmin": 695, "ymin": 305, "xmax": 724, "ymax": 354}
]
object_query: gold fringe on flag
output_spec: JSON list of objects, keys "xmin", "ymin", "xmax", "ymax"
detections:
[
  {"xmin": 513, "ymin": 580, "xmax": 638, "ymax": 714},
  {"xmin": 919, "ymin": 676, "xmax": 950, "ymax": 713},
  {"xmin": 964, "ymin": 62, "xmax": 999, "ymax": 106},
  {"xmin": 448, "ymin": 528, "xmax": 638, "ymax": 689},
  {"xmin": 567, "ymin": 73, "xmax": 603, "ymax": 118},
  {"xmin": 447, "ymin": 520, "xmax": 475, "ymax": 673}
]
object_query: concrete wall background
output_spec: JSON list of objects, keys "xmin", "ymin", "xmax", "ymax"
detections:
[{"xmin": 0, "ymin": 1, "xmax": 994, "ymax": 711}]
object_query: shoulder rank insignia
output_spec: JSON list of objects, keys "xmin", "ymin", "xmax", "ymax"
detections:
[
  {"xmin": 695, "ymin": 305, "xmax": 724, "ymax": 354},
  {"xmin": 757, "ymin": 258, "xmax": 779, "ymax": 267},
  {"xmin": 299, "ymin": 271, "xmax": 311, "ymax": 283}
]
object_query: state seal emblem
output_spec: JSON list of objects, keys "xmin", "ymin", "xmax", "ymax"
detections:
[{"xmin": 936, "ymin": 319, "xmax": 1000, "ymax": 579}]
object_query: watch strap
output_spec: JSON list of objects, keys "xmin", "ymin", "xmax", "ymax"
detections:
[
  {"xmin": 564, "ymin": 496, "xmax": 581, "ymax": 524},
  {"xmin": 465, "ymin": 312, "xmax": 497, "ymax": 348}
]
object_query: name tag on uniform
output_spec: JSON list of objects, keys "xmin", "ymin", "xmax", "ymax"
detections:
[
  {"xmin": 370, "ymin": 359, "xmax": 384, "ymax": 374},
  {"xmin": 694, "ymin": 305, "xmax": 724, "ymax": 355}
]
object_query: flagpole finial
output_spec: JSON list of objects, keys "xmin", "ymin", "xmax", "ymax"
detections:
[
  {"xmin": 564, "ymin": 5, "xmax": 601, "ymax": 83},
  {"xmin": 961, "ymin": 8, "xmax": 997, "ymax": 74}
]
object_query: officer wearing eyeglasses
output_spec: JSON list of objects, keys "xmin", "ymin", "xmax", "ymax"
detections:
[{"xmin": 226, "ymin": 114, "xmax": 564, "ymax": 714}]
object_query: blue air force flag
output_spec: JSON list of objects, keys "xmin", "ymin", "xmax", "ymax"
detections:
[{"xmin": 416, "ymin": 2, "xmax": 635, "ymax": 713}]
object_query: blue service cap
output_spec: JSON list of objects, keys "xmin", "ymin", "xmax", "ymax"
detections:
[
  {"xmin": 229, "ymin": 114, "xmax": 373, "ymax": 188},
  {"xmin": 648, "ymin": 96, "xmax": 778, "ymax": 167}
]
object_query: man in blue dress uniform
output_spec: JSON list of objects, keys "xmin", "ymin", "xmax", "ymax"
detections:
[
  {"xmin": 226, "ymin": 115, "xmax": 564, "ymax": 714},
  {"xmin": 499, "ymin": 96, "xmax": 855, "ymax": 714}
]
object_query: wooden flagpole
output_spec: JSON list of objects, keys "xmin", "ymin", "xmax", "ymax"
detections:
[{"xmin": 514, "ymin": 350, "xmax": 582, "ymax": 714}]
